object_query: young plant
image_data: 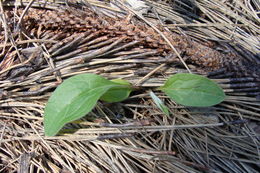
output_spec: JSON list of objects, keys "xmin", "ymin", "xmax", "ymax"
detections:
[
  {"xmin": 44, "ymin": 73, "xmax": 133, "ymax": 136},
  {"xmin": 44, "ymin": 73, "xmax": 225, "ymax": 136}
]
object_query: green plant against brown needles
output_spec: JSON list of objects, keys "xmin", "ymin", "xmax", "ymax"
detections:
[{"xmin": 44, "ymin": 73, "xmax": 225, "ymax": 136}]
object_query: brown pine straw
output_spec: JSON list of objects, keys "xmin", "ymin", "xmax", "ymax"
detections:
[{"xmin": 0, "ymin": 0, "xmax": 259, "ymax": 172}]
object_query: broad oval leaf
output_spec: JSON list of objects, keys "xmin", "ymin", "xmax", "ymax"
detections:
[
  {"xmin": 44, "ymin": 74, "xmax": 126, "ymax": 136},
  {"xmin": 159, "ymin": 73, "xmax": 225, "ymax": 107},
  {"xmin": 100, "ymin": 79, "xmax": 133, "ymax": 103}
]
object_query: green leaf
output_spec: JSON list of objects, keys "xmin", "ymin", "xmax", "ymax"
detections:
[
  {"xmin": 100, "ymin": 79, "xmax": 133, "ymax": 103},
  {"xmin": 44, "ymin": 74, "xmax": 127, "ymax": 136},
  {"xmin": 149, "ymin": 91, "xmax": 169, "ymax": 116},
  {"xmin": 159, "ymin": 73, "xmax": 226, "ymax": 107}
]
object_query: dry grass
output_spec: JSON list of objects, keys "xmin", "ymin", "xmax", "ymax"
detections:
[
  {"xmin": 0, "ymin": 0, "xmax": 259, "ymax": 172},
  {"xmin": 147, "ymin": 0, "xmax": 259, "ymax": 58}
]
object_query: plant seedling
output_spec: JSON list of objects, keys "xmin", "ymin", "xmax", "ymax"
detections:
[{"xmin": 44, "ymin": 73, "xmax": 225, "ymax": 136}]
